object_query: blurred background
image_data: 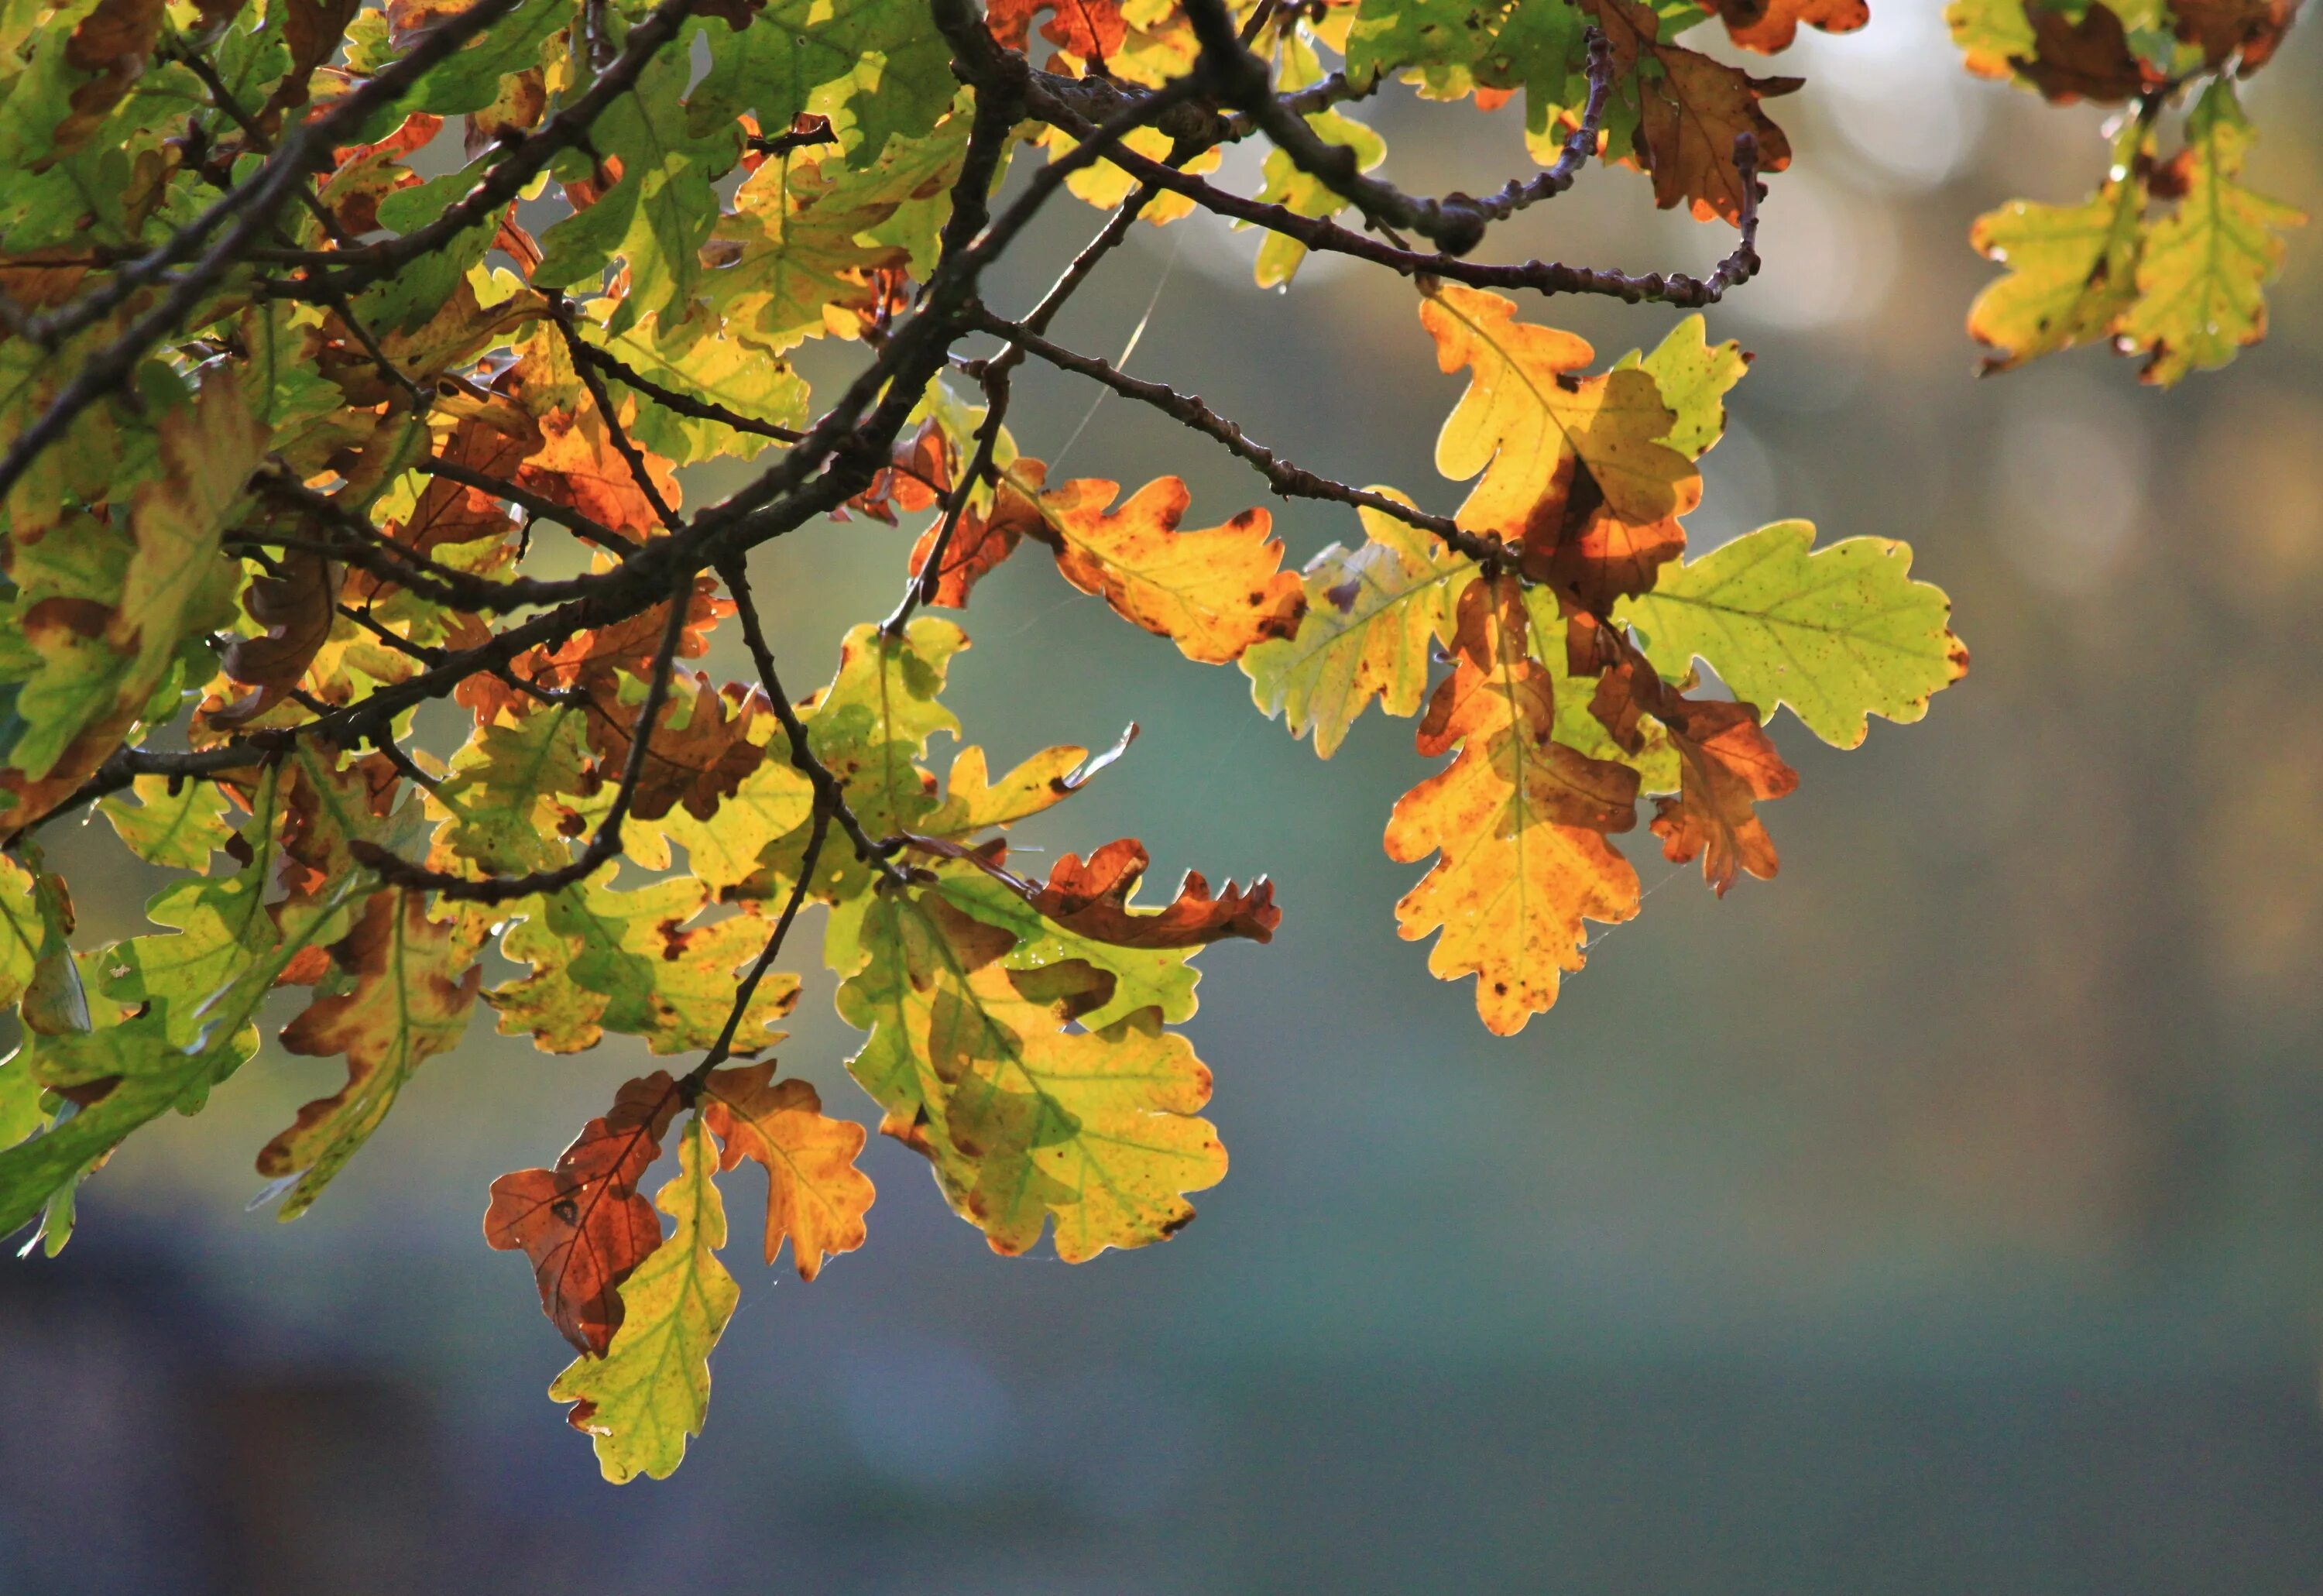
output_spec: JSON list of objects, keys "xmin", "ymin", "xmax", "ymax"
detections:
[{"xmin": 7, "ymin": 9, "xmax": 2323, "ymax": 1592}]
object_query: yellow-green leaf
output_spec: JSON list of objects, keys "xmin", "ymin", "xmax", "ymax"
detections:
[
  {"xmin": 2121, "ymin": 79, "xmax": 2306, "ymax": 386},
  {"xmin": 551, "ymin": 1115, "xmax": 739, "ymax": 1484},
  {"xmin": 1241, "ymin": 496, "xmax": 1470, "ymax": 758},
  {"xmin": 1618, "ymin": 520, "xmax": 1969, "ymax": 749}
]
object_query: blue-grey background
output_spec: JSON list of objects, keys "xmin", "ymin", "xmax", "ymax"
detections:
[{"xmin": 7, "ymin": 11, "xmax": 2323, "ymax": 1592}]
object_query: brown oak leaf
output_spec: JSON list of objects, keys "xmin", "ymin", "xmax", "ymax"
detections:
[
  {"xmin": 579, "ymin": 672, "xmax": 767, "ymax": 824},
  {"xmin": 1031, "ymin": 838, "xmax": 1282, "ymax": 948},
  {"xmin": 485, "ymin": 1073, "xmax": 681, "ymax": 1355},
  {"xmin": 1586, "ymin": 0, "xmax": 1800, "ymax": 224},
  {"xmin": 2012, "ymin": 2, "xmax": 2153, "ymax": 104},
  {"xmin": 217, "ymin": 547, "xmax": 341, "ymax": 729},
  {"xmin": 2168, "ymin": 0, "xmax": 2298, "ymax": 70}
]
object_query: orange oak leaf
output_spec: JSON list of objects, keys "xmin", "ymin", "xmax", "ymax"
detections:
[
  {"xmin": 1650, "ymin": 697, "xmax": 1800, "ymax": 894},
  {"xmin": 850, "ymin": 418, "xmax": 951, "ymax": 524},
  {"xmin": 1024, "ymin": 473, "xmax": 1306, "ymax": 664},
  {"xmin": 517, "ymin": 407, "xmax": 684, "ymax": 537},
  {"xmin": 908, "ymin": 468, "xmax": 1045, "ymax": 609},
  {"xmin": 1419, "ymin": 284, "xmax": 1699, "ymax": 599},
  {"xmin": 257, "ymin": 891, "xmax": 485, "ymax": 1218},
  {"xmin": 698, "ymin": 1062, "xmax": 874, "ymax": 1279},
  {"xmin": 2012, "ymin": 2, "xmax": 2151, "ymax": 104},
  {"xmin": 986, "ymin": 0, "xmax": 1131, "ymax": 60},
  {"xmin": 1383, "ymin": 577, "xmax": 1642, "ymax": 1035},
  {"xmin": 458, "ymin": 576, "xmax": 731, "ymax": 722},
  {"xmin": 1030, "ymin": 838, "xmax": 1282, "ymax": 948},
  {"xmin": 486, "ymin": 1072, "xmax": 681, "ymax": 1355},
  {"xmin": 1698, "ymin": 0, "xmax": 1868, "ymax": 53},
  {"xmin": 1585, "ymin": 0, "xmax": 1800, "ymax": 224}
]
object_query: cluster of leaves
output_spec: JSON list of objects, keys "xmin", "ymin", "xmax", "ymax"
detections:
[
  {"xmin": 31, "ymin": 0, "xmax": 2307, "ymax": 1483},
  {"xmin": 1951, "ymin": 0, "xmax": 2306, "ymax": 383}
]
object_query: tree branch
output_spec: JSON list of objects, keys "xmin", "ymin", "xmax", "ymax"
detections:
[{"xmin": 972, "ymin": 307, "xmax": 1504, "ymax": 565}]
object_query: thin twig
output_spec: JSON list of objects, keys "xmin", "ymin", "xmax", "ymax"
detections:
[
  {"xmin": 720, "ymin": 558, "xmax": 911, "ymax": 887},
  {"xmin": 974, "ymin": 307, "xmax": 1505, "ymax": 565},
  {"xmin": 354, "ymin": 572, "xmax": 696, "ymax": 902},
  {"xmin": 683, "ymin": 801, "xmax": 831, "ymax": 1096}
]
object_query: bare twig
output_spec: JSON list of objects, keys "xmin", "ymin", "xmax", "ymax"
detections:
[
  {"xmin": 682, "ymin": 802, "xmax": 831, "ymax": 1096},
  {"xmin": 355, "ymin": 572, "xmax": 696, "ymax": 902},
  {"xmin": 973, "ymin": 307, "xmax": 1505, "ymax": 565},
  {"xmin": 721, "ymin": 558, "xmax": 911, "ymax": 889}
]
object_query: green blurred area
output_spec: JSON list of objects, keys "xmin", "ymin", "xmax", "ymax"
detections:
[{"xmin": 7, "ymin": 11, "xmax": 2323, "ymax": 1591}]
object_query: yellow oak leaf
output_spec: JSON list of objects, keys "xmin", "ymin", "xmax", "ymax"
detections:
[
  {"xmin": 1017, "ymin": 470, "xmax": 1306, "ymax": 665},
  {"xmin": 1383, "ymin": 576, "xmax": 1642, "ymax": 1035},
  {"xmin": 1419, "ymin": 284, "xmax": 1699, "ymax": 602}
]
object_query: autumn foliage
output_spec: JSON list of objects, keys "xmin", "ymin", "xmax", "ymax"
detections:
[{"xmin": 0, "ymin": 0, "xmax": 2300, "ymax": 1480}]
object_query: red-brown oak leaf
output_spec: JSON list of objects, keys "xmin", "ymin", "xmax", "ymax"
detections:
[
  {"xmin": 1028, "ymin": 838, "xmax": 1282, "ymax": 949},
  {"xmin": 1584, "ymin": 0, "xmax": 1800, "ymax": 224},
  {"xmin": 1650, "ymin": 697, "xmax": 1800, "ymax": 894},
  {"xmin": 485, "ymin": 1072, "xmax": 682, "ymax": 1355},
  {"xmin": 908, "ymin": 469, "xmax": 1045, "ymax": 609}
]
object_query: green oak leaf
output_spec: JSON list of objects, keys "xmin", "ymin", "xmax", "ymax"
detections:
[{"xmin": 1618, "ymin": 520, "xmax": 1969, "ymax": 749}]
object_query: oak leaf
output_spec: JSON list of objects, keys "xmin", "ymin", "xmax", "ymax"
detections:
[
  {"xmin": 258, "ymin": 891, "xmax": 485, "ymax": 1220},
  {"xmin": 2011, "ymin": 1, "xmax": 2150, "ymax": 104},
  {"xmin": 2120, "ymin": 81, "xmax": 2306, "ymax": 387},
  {"xmin": 1021, "ymin": 472, "xmax": 1306, "ymax": 665},
  {"xmin": 1584, "ymin": 0, "xmax": 1800, "ymax": 225},
  {"xmin": 834, "ymin": 890, "xmax": 1226, "ymax": 1260},
  {"xmin": 2169, "ymin": 0, "xmax": 2298, "ymax": 70},
  {"xmin": 1028, "ymin": 839, "xmax": 1282, "ymax": 949},
  {"xmin": 1383, "ymin": 577, "xmax": 1642, "ymax": 1035},
  {"xmin": 1242, "ymin": 496, "xmax": 1471, "ymax": 758},
  {"xmin": 216, "ymin": 549, "xmax": 341, "ymax": 729},
  {"xmin": 1651, "ymin": 696, "xmax": 1800, "ymax": 894},
  {"xmin": 1700, "ymin": 0, "xmax": 1869, "ymax": 53},
  {"xmin": 698, "ymin": 1062, "xmax": 874, "ymax": 1278},
  {"xmin": 1618, "ymin": 520, "xmax": 1969, "ymax": 748},
  {"xmin": 908, "ymin": 469, "xmax": 1045, "ymax": 609},
  {"xmin": 1967, "ymin": 170, "xmax": 2147, "ymax": 372},
  {"xmin": 987, "ymin": 0, "xmax": 1131, "ymax": 60},
  {"xmin": 1420, "ymin": 284, "xmax": 1699, "ymax": 603},
  {"xmin": 551, "ymin": 1114, "xmax": 738, "ymax": 1482},
  {"xmin": 486, "ymin": 1072, "xmax": 682, "ymax": 1355},
  {"xmin": 490, "ymin": 873, "xmax": 799, "ymax": 1057}
]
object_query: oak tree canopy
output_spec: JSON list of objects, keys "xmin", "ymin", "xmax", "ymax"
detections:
[{"xmin": 0, "ymin": 0, "xmax": 2301, "ymax": 1479}]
